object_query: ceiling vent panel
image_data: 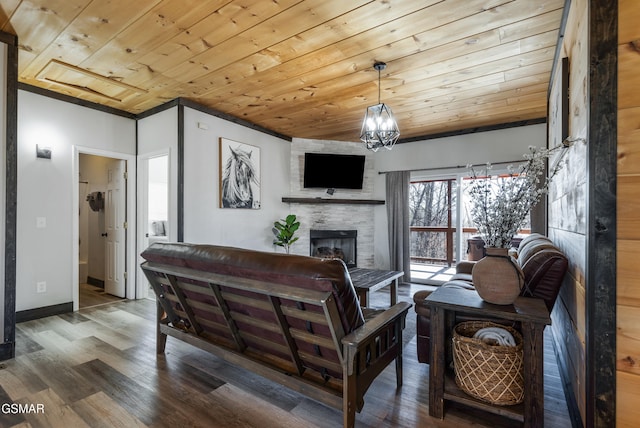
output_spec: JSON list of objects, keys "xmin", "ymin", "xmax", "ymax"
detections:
[{"xmin": 36, "ymin": 59, "xmax": 147, "ymax": 102}]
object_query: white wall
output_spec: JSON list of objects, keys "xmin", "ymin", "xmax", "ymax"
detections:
[
  {"xmin": 182, "ymin": 107, "xmax": 291, "ymax": 250},
  {"xmin": 138, "ymin": 106, "xmax": 178, "ymax": 175},
  {"xmin": 16, "ymin": 90, "xmax": 136, "ymax": 312},
  {"xmin": 372, "ymin": 124, "xmax": 547, "ymax": 269}
]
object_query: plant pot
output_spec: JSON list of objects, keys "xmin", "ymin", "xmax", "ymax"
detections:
[{"xmin": 471, "ymin": 247, "xmax": 524, "ymax": 305}]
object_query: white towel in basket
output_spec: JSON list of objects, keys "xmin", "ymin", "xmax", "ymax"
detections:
[{"xmin": 472, "ymin": 326, "xmax": 516, "ymax": 346}]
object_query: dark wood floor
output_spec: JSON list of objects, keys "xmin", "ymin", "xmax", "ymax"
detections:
[{"xmin": 1, "ymin": 283, "xmax": 571, "ymax": 427}]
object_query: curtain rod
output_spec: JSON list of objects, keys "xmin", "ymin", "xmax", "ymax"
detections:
[
  {"xmin": 377, "ymin": 138, "xmax": 580, "ymax": 175},
  {"xmin": 377, "ymin": 159, "xmax": 524, "ymax": 175}
]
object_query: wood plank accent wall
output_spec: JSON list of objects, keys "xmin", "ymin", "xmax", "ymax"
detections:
[
  {"xmin": 550, "ymin": 1, "xmax": 622, "ymax": 426},
  {"xmin": 617, "ymin": 0, "xmax": 640, "ymax": 426},
  {"xmin": 547, "ymin": 1, "xmax": 589, "ymax": 425}
]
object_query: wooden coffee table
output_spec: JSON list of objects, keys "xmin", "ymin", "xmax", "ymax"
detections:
[{"xmin": 348, "ymin": 267, "xmax": 404, "ymax": 307}]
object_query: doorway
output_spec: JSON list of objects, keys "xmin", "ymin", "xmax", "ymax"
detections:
[
  {"xmin": 137, "ymin": 152, "xmax": 169, "ymax": 300},
  {"xmin": 78, "ymin": 154, "xmax": 126, "ymax": 308}
]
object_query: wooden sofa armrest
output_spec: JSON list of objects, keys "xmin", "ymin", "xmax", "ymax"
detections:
[
  {"xmin": 455, "ymin": 260, "xmax": 476, "ymax": 275},
  {"xmin": 342, "ymin": 301, "xmax": 412, "ymax": 353},
  {"xmin": 340, "ymin": 301, "xmax": 411, "ymax": 427}
]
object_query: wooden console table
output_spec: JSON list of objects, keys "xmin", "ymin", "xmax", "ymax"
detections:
[
  {"xmin": 348, "ymin": 268, "xmax": 403, "ymax": 307},
  {"xmin": 425, "ymin": 286, "xmax": 550, "ymax": 427}
]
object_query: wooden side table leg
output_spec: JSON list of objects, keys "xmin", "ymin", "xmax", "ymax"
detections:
[
  {"xmin": 356, "ymin": 289, "xmax": 369, "ymax": 307},
  {"xmin": 390, "ymin": 278, "xmax": 398, "ymax": 306},
  {"xmin": 429, "ymin": 306, "xmax": 445, "ymax": 418},
  {"xmin": 522, "ymin": 321, "xmax": 545, "ymax": 428}
]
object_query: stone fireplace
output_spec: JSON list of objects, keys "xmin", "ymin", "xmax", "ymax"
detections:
[
  {"xmin": 310, "ymin": 229, "xmax": 357, "ymax": 268},
  {"xmin": 287, "ymin": 138, "xmax": 377, "ymax": 268}
]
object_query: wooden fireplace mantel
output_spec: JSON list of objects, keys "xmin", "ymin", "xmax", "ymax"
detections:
[{"xmin": 282, "ymin": 197, "xmax": 385, "ymax": 205}]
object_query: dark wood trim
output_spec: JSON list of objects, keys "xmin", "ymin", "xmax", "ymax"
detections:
[
  {"xmin": 14, "ymin": 86, "xmax": 292, "ymax": 144},
  {"xmin": 0, "ymin": 342, "xmax": 14, "ymax": 360},
  {"xmin": 561, "ymin": 57, "xmax": 570, "ymax": 143},
  {"xmin": 178, "ymin": 98, "xmax": 292, "ymax": 142},
  {"xmin": 282, "ymin": 197, "xmax": 384, "ymax": 205},
  {"xmin": 15, "ymin": 302, "xmax": 73, "ymax": 323},
  {"xmin": 3, "ymin": 31, "xmax": 18, "ymax": 361},
  {"xmin": 0, "ymin": 31, "xmax": 16, "ymax": 45},
  {"xmin": 396, "ymin": 118, "xmax": 546, "ymax": 144},
  {"xmin": 11, "ymin": 85, "xmax": 539, "ymax": 148},
  {"xmin": 177, "ymin": 104, "xmax": 184, "ymax": 242},
  {"xmin": 17, "ymin": 82, "xmax": 136, "ymax": 119},
  {"xmin": 135, "ymin": 98, "xmax": 180, "ymax": 120},
  {"xmin": 86, "ymin": 276, "xmax": 105, "ymax": 288},
  {"xmin": 586, "ymin": 1, "xmax": 617, "ymax": 426}
]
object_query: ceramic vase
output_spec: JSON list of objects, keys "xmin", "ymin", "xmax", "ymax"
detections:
[{"xmin": 471, "ymin": 247, "xmax": 524, "ymax": 305}]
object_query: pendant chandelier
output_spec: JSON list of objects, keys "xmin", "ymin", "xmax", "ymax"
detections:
[{"xmin": 360, "ymin": 61, "xmax": 400, "ymax": 152}]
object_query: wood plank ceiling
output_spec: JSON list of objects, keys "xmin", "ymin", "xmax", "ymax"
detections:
[{"xmin": 0, "ymin": 0, "xmax": 565, "ymax": 142}]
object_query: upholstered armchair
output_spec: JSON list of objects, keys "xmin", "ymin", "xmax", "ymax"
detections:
[{"xmin": 413, "ymin": 234, "xmax": 569, "ymax": 363}]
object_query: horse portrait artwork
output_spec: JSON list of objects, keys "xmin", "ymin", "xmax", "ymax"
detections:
[{"xmin": 219, "ymin": 138, "xmax": 261, "ymax": 209}]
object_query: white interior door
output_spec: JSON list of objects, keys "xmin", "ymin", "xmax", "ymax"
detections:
[{"xmin": 105, "ymin": 159, "xmax": 126, "ymax": 297}]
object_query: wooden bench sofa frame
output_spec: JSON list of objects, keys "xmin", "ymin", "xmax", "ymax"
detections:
[{"xmin": 141, "ymin": 260, "xmax": 411, "ymax": 428}]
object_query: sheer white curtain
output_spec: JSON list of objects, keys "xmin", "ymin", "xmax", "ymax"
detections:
[{"xmin": 386, "ymin": 171, "xmax": 411, "ymax": 282}]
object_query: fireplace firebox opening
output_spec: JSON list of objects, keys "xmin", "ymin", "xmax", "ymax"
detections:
[{"xmin": 310, "ymin": 229, "xmax": 357, "ymax": 268}]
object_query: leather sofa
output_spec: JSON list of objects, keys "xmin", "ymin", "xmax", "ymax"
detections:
[
  {"xmin": 413, "ymin": 233, "xmax": 568, "ymax": 363},
  {"xmin": 140, "ymin": 242, "xmax": 411, "ymax": 428}
]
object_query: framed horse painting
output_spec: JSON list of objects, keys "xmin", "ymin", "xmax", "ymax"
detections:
[{"xmin": 219, "ymin": 137, "xmax": 261, "ymax": 209}]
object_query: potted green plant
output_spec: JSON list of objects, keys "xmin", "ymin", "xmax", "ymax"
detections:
[{"xmin": 272, "ymin": 214, "xmax": 300, "ymax": 254}]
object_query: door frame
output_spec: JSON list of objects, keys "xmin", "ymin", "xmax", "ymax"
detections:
[{"xmin": 72, "ymin": 146, "xmax": 137, "ymax": 310}]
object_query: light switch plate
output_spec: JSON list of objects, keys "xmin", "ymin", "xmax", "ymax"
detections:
[{"xmin": 36, "ymin": 217, "xmax": 46, "ymax": 228}]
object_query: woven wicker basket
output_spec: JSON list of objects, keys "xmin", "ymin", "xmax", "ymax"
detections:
[{"xmin": 452, "ymin": 321, "xmax": 524, "ymax": 406}]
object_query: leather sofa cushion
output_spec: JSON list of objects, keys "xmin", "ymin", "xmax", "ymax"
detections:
[
  {"xmin": 141, "ymin": 242, "xmax": 365, "ymax": 335},
  {"xmin": 518, "ymin": 240, "xmax": 558, "ymax": 267},
  {"xmin": 519, "ymin": 247, "xmax": 568, "ymax": 310},
  {"xmin": 517, "ymin": 233, "xmax": 551, "ymax": 251},
  {"xmin": 449, "ymin": 272, "xmax": 473, "ymax": 283}
]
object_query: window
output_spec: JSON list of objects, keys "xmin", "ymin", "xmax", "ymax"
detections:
[
  {"xmin": 409, "ymin": 173, "xmax": 531, "ymax": 284},
  {"xmin": 460, "ymin": 174, "xmax": 531, "ymax": 242},
  {"xmin": 409, "ymin": 179, "xmax": 457, "ymax": 266}
]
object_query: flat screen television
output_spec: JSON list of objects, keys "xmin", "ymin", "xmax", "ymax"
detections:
[{"xmin": 303, "ymin": 153, "xmax": 366, "ymax": 190}]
